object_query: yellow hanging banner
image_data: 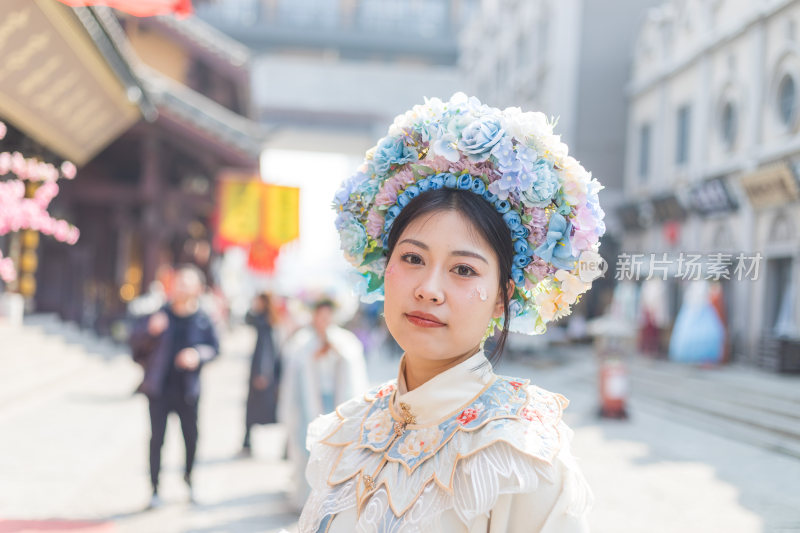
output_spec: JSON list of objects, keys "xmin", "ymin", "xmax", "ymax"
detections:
[
  {"xmin": 217, "ymin": 179, "xmax": 261, "ymax": 246},
  {"xmin": 261, "ymin": 184, "xmax": 300, "ymax": 247}
]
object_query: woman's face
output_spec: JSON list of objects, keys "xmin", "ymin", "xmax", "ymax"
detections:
[{"xmin": 383, "ymin": 209, "xmax": 506, "ymax": 362}]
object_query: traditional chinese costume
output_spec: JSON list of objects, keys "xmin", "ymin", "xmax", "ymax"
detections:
[{"xmin": 299, "ymin": 351, "xmax": 592, "ymax": 532}]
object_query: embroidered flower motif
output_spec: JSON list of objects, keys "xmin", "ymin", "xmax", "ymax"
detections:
[
  {"xmin": 456, "ymin": 407, "xmax": 480, "ymax": 425},
  {"xmin": 509, "ymin": 381, "xmax": 524, "ymax": 390},
  {"xmin": 519, "ymin": 406, "xmax": 543, "ymax": 422},
  {"xmin": 397, "ymin": 426, "xmax": 442, "ymax": 460},
  {"xmin": 364, "ymin": 409, "xmax": 394, "ymax": 444},
  {"xmin": 375, "ymin": 384, "xmax": 395, "ymax": 399}
]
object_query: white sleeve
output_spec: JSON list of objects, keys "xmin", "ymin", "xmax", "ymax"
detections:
[{"xmin": 487, "ymin": 448, "xmax": 592, "ymax": 533}]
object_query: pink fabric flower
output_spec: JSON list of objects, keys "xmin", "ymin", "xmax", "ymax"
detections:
[
  {"xmin": 524, "ymin": 258, "xmax": 552, "ymax": 289},
  {"xmin": 375, "ymin": 168, "xmax": 416, "ymax": 206},
  {"xmin": 366, "ymin": 209, "xmax": 385, "ymax": 239}
]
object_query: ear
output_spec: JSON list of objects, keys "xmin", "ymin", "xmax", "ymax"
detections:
[{"xmin": 492, "ymin": 280, "xmax": 515, "ymax": 319}]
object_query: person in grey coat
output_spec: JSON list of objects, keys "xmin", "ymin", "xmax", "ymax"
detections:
[{"xmin": 240, "ymin": 291, "xmax": 282, "ymax": 456}]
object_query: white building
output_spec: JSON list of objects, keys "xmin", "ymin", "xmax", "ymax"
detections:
[
  {"xmin": 624, "ymin": 0, "xmax": 800, "ymax": 369},
  {"xmin": 460, "ymin": 0, "xmax": 662, "ymax": 324}
]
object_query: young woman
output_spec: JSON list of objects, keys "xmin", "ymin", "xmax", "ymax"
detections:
[{"xmin": 299, "ymin": 94, "xmax": 605, "ymax": 532}]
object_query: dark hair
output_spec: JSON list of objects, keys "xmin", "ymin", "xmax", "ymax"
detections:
[
  {"xmin": 385, "ymin": 189, "xmax": 514, "ymax": 365},
  {"xmin": 313, "ymin": 298, "xmax": 336, "ymax": 311}
]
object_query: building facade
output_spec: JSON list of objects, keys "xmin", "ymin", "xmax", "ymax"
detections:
[
  {"xmin": 460, "ymin": 0, "xmax": 662, "ymax": 325},
  {"xmin": 460, "ymin": 0, "xmax": 662, "ymax": 213},
  {"xmin": 624, "ymin": 0, "xmax": 800, "ymax": 368}
]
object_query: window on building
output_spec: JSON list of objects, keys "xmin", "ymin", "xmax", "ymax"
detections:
[
  {"xmin": 778, "ymin": 74, "xmax": 797, "ymax": 127},
  {"xmin": 676, "ymin": 104, "xmax": 691, "ymax": 165},
  {"xmin": 720, "ymin": 101, "xmax": 737, "ymax": 149},
  {"xmin": 638, "ymin": 123, "xmax": 651, "ymax": 180}
]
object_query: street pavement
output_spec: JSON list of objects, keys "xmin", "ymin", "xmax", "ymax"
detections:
[{"xmin": 1, "ymin": 318, "xmax": 799, "ymax": 533}]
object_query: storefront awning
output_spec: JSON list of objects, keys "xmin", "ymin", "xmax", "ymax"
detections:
[{"xmin": 740, "ymin": 162, "xmax": 799, "ymax": 210}]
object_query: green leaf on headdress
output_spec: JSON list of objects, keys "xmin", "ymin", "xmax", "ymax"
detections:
[
  {"xmin": 361, "ymin": 249, "xmax": 385, "ymax": 267},
  {"xmin": 410, "ymin": 164, "xmax": 434, "ymax": 178},
  {"xmin": 366, "ymin": 271, "xmax": 383, "ymax": 293}
]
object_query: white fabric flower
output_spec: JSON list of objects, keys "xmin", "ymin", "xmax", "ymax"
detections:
[{"xmin": 555, "ymin": 269, "xmax": 590, "ymax": 305}]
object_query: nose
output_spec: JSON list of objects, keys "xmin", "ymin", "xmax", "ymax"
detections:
[{"xmin": 414, "ymin": 269, "xmax": 445, "ymax": 304}]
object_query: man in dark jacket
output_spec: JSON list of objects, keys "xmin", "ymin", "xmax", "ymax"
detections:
[{"xmin": 129, "ymin": 265, "xmax": 219, "ymax": 508}]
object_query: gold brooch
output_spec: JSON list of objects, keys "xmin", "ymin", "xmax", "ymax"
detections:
[
  {"xmin": 394, "ymin": 402, "xmax": 416, "ymax": 436},
  {"xmin": 363, "ymin": 474, "xmax": 376, "ymax": 492}
]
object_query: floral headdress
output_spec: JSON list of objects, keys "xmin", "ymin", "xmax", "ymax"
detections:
[{"xmin": 333, "ymin": 93, "xmax": 606, "ymax": 335}]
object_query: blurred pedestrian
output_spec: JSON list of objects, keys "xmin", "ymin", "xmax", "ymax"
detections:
[
  {"xmin": 239, "ymin": 291, "xmax": 281, "ymax": 457},
  {"xmin": 129, "ymin": 264, "xmax": 220, "ymax": 509},
  {"xmin": 278, "ymin": 297, "xmax": 367, "ymax": 510}
]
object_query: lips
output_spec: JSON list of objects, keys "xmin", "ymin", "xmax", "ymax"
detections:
[{"xmin": 404, "ymin": 311, "xmax": 446, "ymax": 328}]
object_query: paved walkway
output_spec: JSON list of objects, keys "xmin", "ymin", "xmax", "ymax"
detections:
[{"xmin": 1, "ymin": 319, "xmax": 799, "ymax": 532}]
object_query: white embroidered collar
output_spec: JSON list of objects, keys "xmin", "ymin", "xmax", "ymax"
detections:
[{"xmin": 393, "ymin": 350, "xmax": 495, "ymax": 426}]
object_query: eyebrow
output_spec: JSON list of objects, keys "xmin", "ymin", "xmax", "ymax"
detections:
[{"xmin": 398, "ymin": 238, "xmax": 489, "ymax": 265}]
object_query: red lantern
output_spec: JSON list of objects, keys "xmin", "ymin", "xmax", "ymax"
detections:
[{"xmin": 55, "ymin": 0, "xmax": 193, "ymax": 18}]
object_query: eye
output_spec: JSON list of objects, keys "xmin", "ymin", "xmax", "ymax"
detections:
[
  {"xmin": 453, "ymin": 264, "xmax": 477, "ymax": 277},
  {"xmin": 401, "ymin": 253, "xmax": 423, "ymax": 265}
]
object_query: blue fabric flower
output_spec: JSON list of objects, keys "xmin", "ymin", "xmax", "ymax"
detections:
[
  {"xmin": 443, "ymin": 173, "xmax": 458, "ymax": 188},
  {"xmin": 371, "ymin": 136, "xmax": 418, "ymax": 174},
  {"xmin": 354, "ymin": 178, "xmax": 380, "ymax": 204},
  {"xmin": 511, "ymin": 267, "xmax": 525, "ymax": 286},
  {"xmin": 430, "ymin": 174, "xmax": 446, "ymax": 190},
  {"xmin": 432, "ymin": 133, "xmax": 460, "ymax": 163},
  {"xmin": 502, "ymin": 210, "xmax": 521, "ymax": 230},
  {"xmin": 397, "ymin": 192, "xmax": 411, "ymax": 207},
  {"xmin": 490, "ymin": 137, "xmax": 519, "ymax": 173},
  {"xmin": 470, "ymin": 178, "xmax": 486, "ymax": 196},
  {"xmin": 417, "ymin": 178, "xmax": 432, "ymax": 192},
  {"xmin": 457, "ymin": 174, "xmax": 473, "ymax": 190},
  {"xmin": 339, "ymin": 214, "xmax": 368, "ymax": 259},
  {"xmin": 458, "ymin": 116, "xmax": 506, "ymax": 163},
  {"xmin": 334, "ymin": 171, "xmax": 369, "ymax": 205},
  {"xmin": 514, "ymin": 254, "xmax": 532, "ymax": 268},
  {"xmin": 483, "ymin": 190, "xmax": 498, "ymax": 204},
  {"xmin": 532, "ymin": 212, "xmax": 578, "ymax": 270},
  {"xmin": 520, "ymin": 159, "xmax": 559, "ymax": 208},
  {"xmin": 387, "ymin": 205, "xmax": 402, "ymax": 219},
  {"xmin": 405, "ymin": 185, "xmax": 421, "ymax": 199},
  {"xmin": 512, "ymin": 225, "xmax": 530, "ymax": 240},
  {"xmin": 514, "ymin": 239, "xmax": 532, "ymax": 256},
  {"xmin": 489, "ymin": 169, "xmax": 532, "ymax": 201},
  {"xmin": 495, "ymin": 200, "xmax": 511, "ymax": 214}
]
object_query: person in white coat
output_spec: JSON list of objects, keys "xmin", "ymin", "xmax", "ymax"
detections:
[
  {"xmin": 299, "ymin": 93, "xmax": 605, "ymax": 532},
  {"xmin": 279, "ymin": 298, "xmax": 368, "ymax": 510}
]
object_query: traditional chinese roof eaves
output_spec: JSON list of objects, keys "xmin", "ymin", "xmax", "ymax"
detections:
[
  {"xmin": 79, "ymin": 6, "xmax": 267, "ymax": 160},
  {"xmin": 138, "ymin": 65, "xmax": 267, "ymax": 159},
  {"xmin": 71, "ymin": 6, "xmax": 158, "ymax": 120},
  {"xmin": 150, "ymin": 14, "xmax": 251, "ymax": 70}
]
